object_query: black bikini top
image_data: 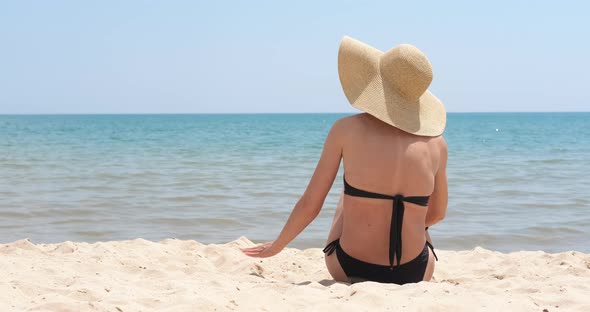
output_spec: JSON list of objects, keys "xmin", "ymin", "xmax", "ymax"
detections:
[{"xmin": 343, "ymin": 175, "xmax": 430, "ymax": 269}]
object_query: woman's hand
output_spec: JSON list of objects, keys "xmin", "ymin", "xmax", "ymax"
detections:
[{"xmin": 241, "ymin": 241, "xmax": 283, "ymax": 258}]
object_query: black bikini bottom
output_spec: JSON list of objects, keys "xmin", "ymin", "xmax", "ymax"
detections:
[{"xmin": 323, "ymin": 239, "xmax": 438, "ymax": 284}]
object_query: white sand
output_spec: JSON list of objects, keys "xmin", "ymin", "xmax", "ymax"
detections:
[{"xmin": 1, "ymin": 237, "xmax": 589, "ymax": 312}]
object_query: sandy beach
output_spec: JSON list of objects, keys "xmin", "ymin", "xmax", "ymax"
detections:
[{"xmin": 1, "ymin": 237, "xmax": 588, "ymax": 311}]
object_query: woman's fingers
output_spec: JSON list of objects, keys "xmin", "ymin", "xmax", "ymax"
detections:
[
  {"xmin": 242, "ymin": 251, "xmax": 262, "ymax": 257},
  {"xmin": 241, "ymin": 246, "xmax": 265, "ymax": 253},
  {"xmin": 242, "ymin": 248, "xmax": 268, "ymax": 257},
  {"xmin": 241, "ymin": 245, "xmax": 265, "ymax": 253},
  {"xmin": 240, "ymin": 242, "xmax": 275, "ymax": 258},
  {"xmin": 241, "ymin": 246, "xmax": 264, "ymax": 252}
]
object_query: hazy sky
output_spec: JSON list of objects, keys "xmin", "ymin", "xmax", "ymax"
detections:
[{"xmin": 1, "ymin": 1, "xmax": 588, "ymax": 114}]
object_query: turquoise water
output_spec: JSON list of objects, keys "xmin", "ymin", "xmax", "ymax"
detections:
[{"xmin": 0, "ymin": 113, "xmax": 588, "ymax": 252}]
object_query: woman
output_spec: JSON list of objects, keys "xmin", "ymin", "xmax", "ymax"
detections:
[{"xmin": 242, "ymin": 36, "xmax": 448, "ymax": 284}]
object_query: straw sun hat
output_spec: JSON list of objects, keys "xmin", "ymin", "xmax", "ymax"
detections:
[{"xmin": 338, "ymin": 36, "xmax": 446, "ymax": 136}]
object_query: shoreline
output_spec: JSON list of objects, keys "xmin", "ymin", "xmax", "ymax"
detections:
[{"xmin": 2, "ymin": 237, "xmax": 590, "ymax": 311}]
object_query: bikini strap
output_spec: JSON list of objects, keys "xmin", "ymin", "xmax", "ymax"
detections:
[
  {"xmin": 343, "ymin": 176, "xmax": 430, "ymax": 206},
  {"xmin": 323, "ymin": 239, "xmax": 339, "ymax": 256},
  {"xmin": 425, "ymin": 241, "xmax": 439, "ymax": 261}
]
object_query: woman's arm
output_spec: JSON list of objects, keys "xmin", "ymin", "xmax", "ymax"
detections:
[
  {"xmin": 242, "ymin": 120, "xmax": 344, "ymax": 258},
  {"xmin": 425, "ymin": 137, "xmax": 448, "ymax": 227}
]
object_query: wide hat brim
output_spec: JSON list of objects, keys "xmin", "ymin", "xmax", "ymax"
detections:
[{"xmin": 338, "ymin": 36, "xmax": 446, "ymax": 137}]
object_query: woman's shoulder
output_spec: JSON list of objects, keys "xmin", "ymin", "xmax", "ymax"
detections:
[
  {"xmin": 430, "ymin": 134, "xmax": 447, "ymax": 150},
  {"xmin": 332, "ymin": 113, "xmax": 368, "ymax": 130},
  {"xmin": 326, "ymin": 114, "xmax": 366, "ymax": 140}
]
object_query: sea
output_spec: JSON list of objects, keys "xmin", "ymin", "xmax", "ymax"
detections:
[{"xmin": 0, "ymin": 113, "xmax": 588, "ymax": 253}]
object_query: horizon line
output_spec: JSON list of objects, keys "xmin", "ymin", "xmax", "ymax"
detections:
[{"xmin": 0, "ymin": 111, "xmax": 589, "ymax": 116}]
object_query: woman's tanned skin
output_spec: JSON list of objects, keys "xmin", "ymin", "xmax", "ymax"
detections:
[{"xmin": 242, "ymin": 113, "xmax": 448, "ymax": 282}]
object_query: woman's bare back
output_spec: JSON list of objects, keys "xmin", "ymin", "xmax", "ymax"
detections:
[{"xmin": 336, "ymin": 113, "xmax": 446, "ymax": 267}]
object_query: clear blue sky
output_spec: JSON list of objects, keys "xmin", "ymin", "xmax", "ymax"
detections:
[{"xmin": 1, "ymin": 1, "xmax": 588, "ymax": 114}]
